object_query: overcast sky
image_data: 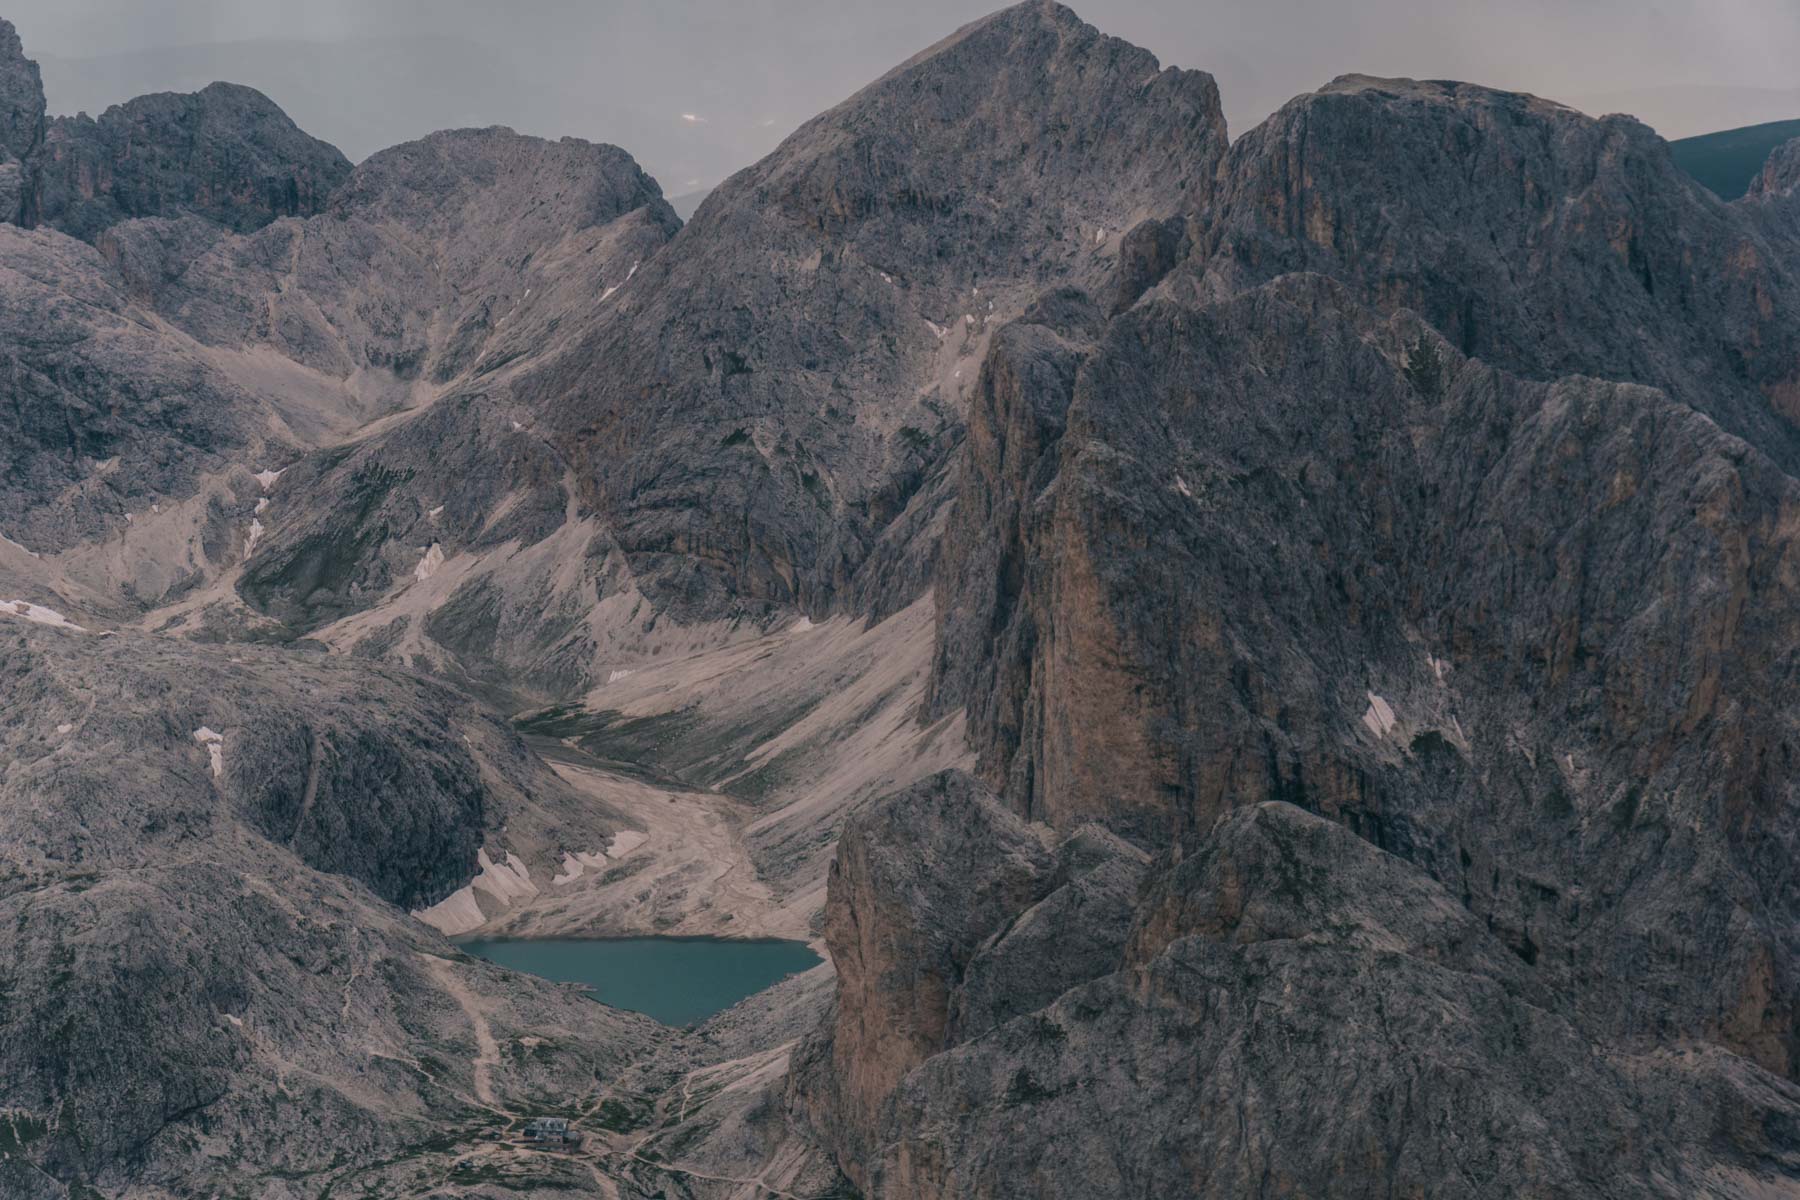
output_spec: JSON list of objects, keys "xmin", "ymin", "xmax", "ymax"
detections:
[{"xmin": 9, "ymin": 0, "xmax": 1800, "ymax": 194}]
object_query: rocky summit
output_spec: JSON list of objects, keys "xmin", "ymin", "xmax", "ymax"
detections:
[{"xmin": 0, "ymin": 2, "xmax": 1798, "ymax": 1197}]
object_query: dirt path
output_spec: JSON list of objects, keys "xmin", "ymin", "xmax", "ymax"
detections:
[{"xmin": 420, "ymin": 954, "xmax": 503, "ymax": 1107}]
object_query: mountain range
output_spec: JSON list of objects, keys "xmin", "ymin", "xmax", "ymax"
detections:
[
  {"xmin": 1, "ymin": 3, "xmax": 1799, "ymax": 1197},
  {"xmin": 1674, "ymin": 118, "xmax": 1800, "ymax": 200}
]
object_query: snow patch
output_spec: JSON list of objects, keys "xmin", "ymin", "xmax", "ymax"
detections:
[
  {"xmin": 254, "ymin": 469, "xmax": 283, "ymax": 491},
  {"xmin": 606, "ymin": 668, "xmax": 635, "ymax": 683},
  {"xmin": 552, "ymin": 853, "xmax": 584, "ymax": 886},
  {"xmin": 192, "ymin": 727, "xmax": 224, "ymax": 778},
  {"xmin": 415, "ymin": 847, "xmax": 543, "ymax": 933},
  {"xmin": 253, "ymin": 497, "xmax": 269, "ymax": 515},
  {"xmin": 224, "ymin": 1014, "xmax": 243, "ymax": 1028},
  {"xmin": 1094, "ymin": 227, "xmax": 1107, "ymax": 244},
  {"xmin": 1360, "ymin": 692, "xmax": 1398, "ymax": 738},
  {"xmin": 489, "ymin": 850, "xmax": 541, "ymax": 902},
  {"xmin": 55, "ymin": 723, "xmax": 72, "ymax": 734},
  {"xmin": 1173, "ymin": 475, "xmax": 1193, "ymax": 498},
  {"xmin": 1, "ymin": 600, "xmax": 84, "ymax": 631},
  {"xmin": 511, "ymin": 421, "xmax": 524, "ymax": 432},
  {"xmin": 1427, "ymin": 654, "xmax": 1448, "ymax": 682},
  {"xmin": 924, "ymin": 319, "xmax": 947, "ymax": 338},
  {"xmin": 413, "ymin": 885, "xmax": 486, "ymax": 936},
  {"xmin": 599, "ymin": 263, "xmax": 637, "ymax": 301},
  {"xmin": 244, "ymin": 517, "xmax": 265, "ymax": 557},
  {"xmin": 414, "ymin": 543, "xmax": 444, "ymax": 582},
  {"xmin": 428, "ymin": 505, "xmax": 445, "ymax": 519},
  {"xmin": 550, "ymin": 849, "xmax": 613, "ymax": 886}
]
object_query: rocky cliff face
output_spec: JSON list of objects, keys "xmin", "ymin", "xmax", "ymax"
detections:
[
  {"xmin": 816, "ymin": 276, "xmax": 1800, "ymax": 1196},
  {"xmin": 0, "ymin": 621, "xmax": 654, "ymax": 1196},
  {"xmin": 30, "ymin": 82, "xmax": 350, "ymax": 239},
  {"xmin": 199, "ymin": 0, "xmax": 1222, "ymax": 700},
  {"xmin": 801, "ymin": 784, "xmax": 1795, "ymax": 1196},
  {"xmin": 0, "ymin": 19, "xmax": 43, "ymax": 222},
  {"xmin": 116, "ymin": 126, "xmax": 675, "ymax": 385},
  {"xmin": 798, "ymin": 24, "xmax": 1800, "ymax": 1200},
  {"xmin": 0, "ymin": 223, "xmax": 282, "ymax": 562},
  {"xmin": 5, "ymin": 3, "xmax": 1800, "ymax": 1197},
  {"xmin": 0, "ymin": 21, "xmax": 347, "ymax": 238},
  {"xmin": 0, "ymin": 123, "xmax": 670, "ymax": 641},
  {"xmin": 1187, "ymin": 77, "xmax": 1800, "ymax": 457},
  {"xmin": 517, "ymin": 0, "xmax": 1226, "ymax": 622}
]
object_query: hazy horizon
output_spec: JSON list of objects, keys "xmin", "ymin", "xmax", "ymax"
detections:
[{"xmin": 10, "ymin": 0, "xmax": 1800, "ymax": 195}]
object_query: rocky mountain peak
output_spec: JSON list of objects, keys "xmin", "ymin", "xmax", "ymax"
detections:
[
  {"xmin": 1750, "ymin": 135, "xmax": 1800, "ymax": 202},
  {"xmin": 0, "ymin": 17, "xmax": 44, "ymax": 224},
  {"xmin": 741, "ymin": 0, "xmax": 1221, "ymax": 281},
  {"xmin": 28, "ymin": 74, "xmax": 351, "ymax": 240},
  {"xmin": 328, "ymin": 125, "xmax": 670, "ymax": 238},
  {"xmin": 6, "ymin": 6, "xmax": 1800, "ymax": 1197},
  {"xmin": 1185, "ymin": 69, "xmax": 1800, "ymax": 467},
  {"xmin": 515, "ymin": 0, "xmax": 1229, "ymax": 627},
  {"xmin": 0, "ymin": 17, "xmax": 44, "ymax": 163}
]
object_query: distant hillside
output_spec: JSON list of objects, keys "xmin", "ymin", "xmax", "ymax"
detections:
[{"xmin": 1671, "ymin": 117, "xmax": 1800, "ymax": 200}]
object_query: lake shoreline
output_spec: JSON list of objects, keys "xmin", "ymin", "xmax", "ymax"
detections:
[{"xmin": 460, "ymin": 935, "xmax": 824, "ymax": 1026}]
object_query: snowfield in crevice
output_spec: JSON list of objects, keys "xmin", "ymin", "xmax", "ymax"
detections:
[{"xmin": 0, "ymin": 600, "xmax": 85, "ymax": 631}]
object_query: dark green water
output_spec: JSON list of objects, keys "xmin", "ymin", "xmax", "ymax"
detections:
[{"xmin": 460, "ymin": 936, "xmax": 822, "ymax": 1026}]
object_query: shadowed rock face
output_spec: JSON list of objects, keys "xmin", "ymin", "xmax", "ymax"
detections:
[
  {"xmin": 0, "ymin": 121, "xmax": 671, "ymax": 604},
  {"xmin": 214, "ymin": 0, "xmax": 1227, "ymax": 692},
  {"xmin": 30, "ymin": 82, "xmax": 350, "ymax": 240},
  {"xmin": 1189, "ymin": 76, "xmax": 1800, "ymax": 460},
  {"xmin": 804, "ymin": 46, "xmax": 1800, "ymax": 1200},
  {"xmin": 810, "ymin": 796, "xmax": 1798, "ymax": 1197},
  {"xmin": 0, "ymin": 19, "xmax": 43, "ymax": 223},
  {"xmin": 5, "ymin": 28, "xmax": 341, "ymax": 238},
  {"xmin": 1751, "ymin": 137, "xmax": 1800, "ymax": 203},
  {"xmin": 798, "ymin": 771, "xmax": 1055, "ymax": 1174},
  {"xmin": 0, "ymin": 224, "xmax": 280, "ymax": 557},
  {"xmin": 521, "ymin": 0, "xmax": 1227, "ymax": 621},
  {"xmin": 0, "ymin": 624, "xmax": 652, "ymax": 1191}
]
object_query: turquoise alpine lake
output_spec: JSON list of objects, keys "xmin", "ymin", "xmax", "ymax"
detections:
[{"xmin": 459, "ymin": 936, "xmax": 823, "ymax": 1026}]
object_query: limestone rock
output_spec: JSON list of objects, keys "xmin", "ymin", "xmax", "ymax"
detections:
[{"xmin": 32, "ymin": 82, "xmax": 350, "ymax": 240}]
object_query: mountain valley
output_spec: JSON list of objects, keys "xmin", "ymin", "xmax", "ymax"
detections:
[{"xmin": 1, "ymin": 4, "xmax": 1798, "ymax": 1197}]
